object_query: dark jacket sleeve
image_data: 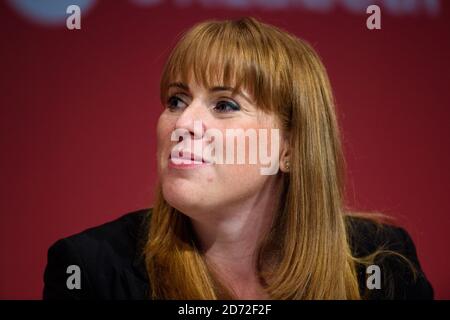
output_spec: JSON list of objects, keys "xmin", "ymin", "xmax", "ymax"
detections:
[
  {"xmin": 43, "ymin": 238, "xmax": 93, "ymax": 300},
  {"xmin": 42, "ymin": 210, "xmax": 150, "ymax": 300},
  {"xmin": 385, "ymin": 226, "xmax": 434, "ymax": 300},
  {"xmin": 350, "ymin": 217, "xmax": 434, "ymax": 300}
]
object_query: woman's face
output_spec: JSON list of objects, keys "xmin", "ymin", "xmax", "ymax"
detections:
[{"xmin": 157, "ymin": 78, "xmax": 288, "ymax": 217}]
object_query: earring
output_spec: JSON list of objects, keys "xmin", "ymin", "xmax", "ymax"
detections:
[{"xmin": 285, "ymin": 160, "xmax": 290, "ymax": 171}]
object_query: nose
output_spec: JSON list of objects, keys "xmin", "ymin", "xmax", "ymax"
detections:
[{"xmin": 174, "ymin": 100, "xmax": 208, "ymax": 139}]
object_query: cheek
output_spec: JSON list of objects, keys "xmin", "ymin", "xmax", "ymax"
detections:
[
  {"xmin": 213, "ymin": 162, "xmax": 264, "ymax": 192},
  {"xmin": 156, "ymin": 114, "xmax": 176, "ymax": 152},
  {"xmin": 157, "ymin": 114, "xmax": 171, "ymax": 138}
]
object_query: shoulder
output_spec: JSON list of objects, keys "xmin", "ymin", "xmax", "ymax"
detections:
[
  {"xmin": 43, "ymin": 208, "xmax": 151, "ymax": 299},
  {"xmin": 345, "ymin": 215, "xmax": 408, "ymax": 256},
  {"xmin": 345, "ymin": 215, "xmax": 434, "ymax": 300},
  {"xmin": 54, "ymin": 208, "xmax": 149, "ymax": 257}
]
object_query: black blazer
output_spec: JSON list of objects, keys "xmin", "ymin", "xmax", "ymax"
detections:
[{"xmin": 43, "ymin": 208, "xmax": 434, "ymax": 300}]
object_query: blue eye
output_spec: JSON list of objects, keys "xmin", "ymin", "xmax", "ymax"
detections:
[
  {"xmin": 166, "ymin": 95, "xmax": 187, "ymax": 111},
  {"xmin": 214, "ymin": 100, "xmax": 241, "ymax": 113}
]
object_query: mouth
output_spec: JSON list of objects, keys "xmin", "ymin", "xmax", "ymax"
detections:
[{"xmin": 168, "ymin": 150, "xmax": 212, "ymax": 167}]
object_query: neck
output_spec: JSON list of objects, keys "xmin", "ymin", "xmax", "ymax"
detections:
[{"xmin": 189, "ymin": 177, "xmax": 282, "ymax": 287}]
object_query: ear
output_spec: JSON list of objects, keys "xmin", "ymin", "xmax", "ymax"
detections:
[{"xmin": 279, "ymin": 132, "xmax": 290, "ymax": 173}]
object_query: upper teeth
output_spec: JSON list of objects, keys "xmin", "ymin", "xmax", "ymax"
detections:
[{"xmin": 171, "ymin": 156, "xmax": 203, "ymax": 164}]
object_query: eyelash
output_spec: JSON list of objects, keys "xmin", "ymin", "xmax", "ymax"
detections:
[{"xmin": 166, "ymin": 95, "xmax": 241, "ymax": 113}]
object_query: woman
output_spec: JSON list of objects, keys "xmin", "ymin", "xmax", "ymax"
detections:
[{"xmin": 43, "ymin": 17, "xmax": 433, "ymax": 300}]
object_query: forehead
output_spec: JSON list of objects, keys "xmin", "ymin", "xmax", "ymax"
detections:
[
  {"xmin": 168, "ymin": 79, "xmax": 250, "ymax": 98},
  {"xmin": 166, "ymin": 67, "xmax": 245, "ymax": 90}
]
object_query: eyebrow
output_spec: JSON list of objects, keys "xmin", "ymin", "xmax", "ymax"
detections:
[{"xmin": 167, "ymin": 82, "xmax": 253, "ymax": 104}]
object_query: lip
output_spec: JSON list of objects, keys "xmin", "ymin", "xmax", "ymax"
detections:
[{"xmin": 168, "ymin": 151, "xmax": 213, "ymax": 169}]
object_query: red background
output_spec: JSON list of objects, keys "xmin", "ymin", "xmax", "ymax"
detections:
[{"xmin": 0, "ymin": 0, "xmax": 449, "ymax": 299}]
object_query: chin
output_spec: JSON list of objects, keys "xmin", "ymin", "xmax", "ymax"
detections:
[{"xmin": 161, "ymin": 179, "xmax": 207, "ymax": 214}]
